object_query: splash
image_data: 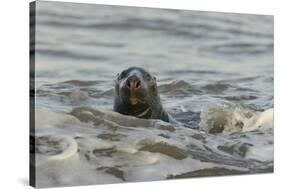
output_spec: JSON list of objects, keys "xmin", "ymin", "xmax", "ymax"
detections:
[
  {"xmin": 199, "ymin": 103, "xmax": 273, "ymax": 133},
  {"xmin": 33, "ymin": 106, "xmax": 273, "ymax": 187}
]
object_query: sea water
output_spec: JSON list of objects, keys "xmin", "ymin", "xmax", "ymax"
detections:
[{"xmin": 31, "ymin": 1, "xmax": 273, "ymax": 187}]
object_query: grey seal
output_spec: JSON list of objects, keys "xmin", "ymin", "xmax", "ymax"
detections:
[{"xmin": 113, "ymin": 67, "xmax": 171, "ymax": 122}]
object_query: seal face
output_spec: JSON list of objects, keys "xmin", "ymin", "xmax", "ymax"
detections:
[{"xmin": 114, "ymin": 67, "xmax": 170, "ymax": 122}]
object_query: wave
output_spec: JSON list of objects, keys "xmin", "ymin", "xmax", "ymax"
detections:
[
  {"xmin": 37, "ymin": 48, "xmax": 109, "ymax": 61},
  {"xmin": 205, "ymin": 42, "xmax": 273, "ymax": 55},
  {"xmin": 166, "ymin": 70, "xmax": 221, "ymax": 75},
  {"xmin": 35, "ymin": 134, "xmax": 78, "ymax": 164},
  {"xmin": 33, "ymin": 105, "xmax": 273, "ymax": 187},
  {"xmin": 201, "ymin": 83, "xmax": 231, "ymax": 93},
  {"xmin": 158, "ymin": 80, "xmax": 202, "ymax": 95},
  {"xmin": 58, "ymin": 80, "xmax": 101, "ymax": 87},
  {"xmin": 158, "ymin": 80, "xmax": 251, "ymax": 95},
  {"xmin": 224, "ymin": 95, "xmax": 257, "ymax": 101},
  {"xmin": 199, "ymin": 103, "xmax": 273, "ymax": 133}
]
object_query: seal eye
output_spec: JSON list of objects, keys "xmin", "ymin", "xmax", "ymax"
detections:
[
  {"xmin": 144, "ymin": 73, "xmax": 151, "ymax": 80},
  {"xmin": 118, "ymin": 71, "xmax": 127, "ymax": 80}
]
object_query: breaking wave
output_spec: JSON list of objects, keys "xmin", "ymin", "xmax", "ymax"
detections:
[{"xmin": 33, "ymin": 105, "xmax": 273, "ymax": 187}]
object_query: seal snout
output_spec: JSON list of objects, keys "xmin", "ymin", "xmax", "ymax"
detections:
[
  {"xmin": 126, "ymin": 75, "xmax": 142, "ymax": 91},
  {"xmin": 116, "ymin": 67, "xmax": 154, "ymax": 106},
  {"xmin": 125, "ymin": 75, "xmax": 144, "ymax": 105}
]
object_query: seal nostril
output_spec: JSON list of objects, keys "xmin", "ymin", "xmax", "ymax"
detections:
[
  {"xmin": 126, "ymin": 79, "xmax": 131, "ymax": 88},
  {"xmin": 135, "ymin": 80, "xmax": 141, "ymax": 89},
  {"xmin": 126, "ymin": 76, "xmax": 141, "ymax": 89}
]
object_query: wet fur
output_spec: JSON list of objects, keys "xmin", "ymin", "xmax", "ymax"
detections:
[{"xmin": 114, "ymin": 67, "xmax": 170, "ymax": 122}]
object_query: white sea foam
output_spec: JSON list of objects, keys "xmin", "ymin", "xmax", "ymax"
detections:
[
  {"xmin": 33, "ymin": 105, "xmax": 273, "ymax": 187},
  {"xmin": 242, "ymin": 108, "xmax": 273, "ymax": 132},
  {"xmin": 199, "ymin": 103, "xmax": 273, "ymax": 133}
]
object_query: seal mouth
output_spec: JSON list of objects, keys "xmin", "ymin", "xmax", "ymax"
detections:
[{"xmin": 130, "ymin": 98, "xmax": 145, "ymax": 105}]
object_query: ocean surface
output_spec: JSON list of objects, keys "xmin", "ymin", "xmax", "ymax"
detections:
[{"xmin": 31, "ymin": 1, "xmax": 274, "ymax": 188}]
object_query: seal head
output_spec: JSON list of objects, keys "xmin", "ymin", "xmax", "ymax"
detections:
[{"xmin": 114, "ymin": 67, "xmax": 170, "ymax": 122}]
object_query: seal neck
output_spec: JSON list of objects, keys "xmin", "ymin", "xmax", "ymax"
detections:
[{"xmin": 136, "ymin": 107, "xmax": 151, "ymax": 118}]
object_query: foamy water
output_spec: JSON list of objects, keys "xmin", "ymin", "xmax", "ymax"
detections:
[{"xmin": 31, "ymin": 1, "xmax": 274, "ymax": 188}]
